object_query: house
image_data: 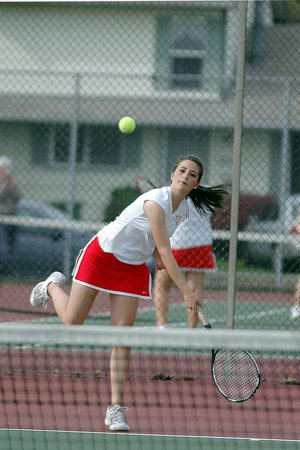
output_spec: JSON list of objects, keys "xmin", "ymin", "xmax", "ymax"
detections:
[{"xmin": 0, "ymin": 1, "xmax": 299, "ymax": 223}]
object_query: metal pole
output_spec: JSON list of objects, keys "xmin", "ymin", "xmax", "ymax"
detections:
[
  {"xmin": 273, "ymin": 79, "xmax": 291, "ymax": 287},
  {"xmin": 63, "ymin": 73, "xmax": 81, "ymax": 276},
  {"xmin": 227, "ymin": 1, "xmax": 248, "ymax": 329}
]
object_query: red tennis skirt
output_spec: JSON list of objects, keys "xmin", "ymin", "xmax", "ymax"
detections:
[
  {"xmin": 72, "ymin": 236, "xmax": 151, "ymax": 299},
  {"xmin": 172, "ymin": 245, "xmax": 216, "ymax": 271}
]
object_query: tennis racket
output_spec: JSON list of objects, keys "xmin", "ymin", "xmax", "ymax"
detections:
[
  {"xmin": 135, "ymin": 176, "xmax": 157, "ymax": 192},
  {"xmin": 197, "ymin": 309, "xmax": 261, "ymax": 402}
]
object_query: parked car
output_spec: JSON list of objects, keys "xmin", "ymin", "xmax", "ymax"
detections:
[
  {"xmin": 211, "ymin": 193, "xmax": 278, "ymax": 231},
  {"xmin": 211, "ymin": 193, "xmax": 278, "ymax": 260},
  {"xmin": 0, "ymin": 199, "xmax": 94, "ymax": 276},
  {"xmin": 243, "ymin": 195, "xmax": 300, "ymax": 267}
]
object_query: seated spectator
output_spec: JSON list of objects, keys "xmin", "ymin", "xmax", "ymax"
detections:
[{"xmin": 0, "ymin": 156, "xmax": 22, "ymax": 250}]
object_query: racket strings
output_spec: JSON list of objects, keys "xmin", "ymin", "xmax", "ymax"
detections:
[{"xmin": 213, "ymin": 350, "xmax": 260, "ymax": 401}]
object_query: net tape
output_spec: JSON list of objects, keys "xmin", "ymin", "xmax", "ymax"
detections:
[{"xmin": 0, "ymin": 324, "xmax": 299, "ymax": 351}]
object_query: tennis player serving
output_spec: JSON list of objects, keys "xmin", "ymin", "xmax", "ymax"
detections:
[{"xmin": 29, "ymin": 155, "xmax": 226, "ymax": 432}]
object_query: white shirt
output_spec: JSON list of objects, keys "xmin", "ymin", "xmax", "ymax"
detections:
[
  {"xmin": 98, "ymin": 186, "xmax": 188, "ymax": 264},
  {"xmin": 171, "ymin": 199, "xmax": 213, "ymax": 249}
]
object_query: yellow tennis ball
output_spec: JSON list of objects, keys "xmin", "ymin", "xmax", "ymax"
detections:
[{"xmin": 118, "ymin": 116, "xmax": 136, "ymax": 134}]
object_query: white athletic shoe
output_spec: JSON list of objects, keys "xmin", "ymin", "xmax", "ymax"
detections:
[
  {"xmin": 30, "ymin": 271, "xmax": 66, "ymax": 308},
  {"xmin": 105, "ymin": 405, "xmax": 129, "ymax": 431},
  {"xmin": 290, "ymin": 305, "xmax": 300, "ymax": 319}
]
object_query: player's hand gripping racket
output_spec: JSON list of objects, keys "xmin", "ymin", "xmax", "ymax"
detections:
[{"xmin": 197, "ymin": 308, "xmax": 261, "ymax": 403}]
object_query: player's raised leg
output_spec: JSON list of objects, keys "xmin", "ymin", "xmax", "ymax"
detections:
[
  {"xmin": 30, "ymin": 271, "xmax": 98, "ymax": 324},
  {"xmin": 50, "ymin": 281, "xmax": 98, "ymax": 324}
]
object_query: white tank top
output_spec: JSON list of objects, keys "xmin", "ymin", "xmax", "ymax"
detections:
[
  {"xmin": 98, "ymin": 186, "xmax": 188, "ymax": 264},
  {"xmin": 171, "ymin": 199, "xmax": 213, "ymax": 249}
]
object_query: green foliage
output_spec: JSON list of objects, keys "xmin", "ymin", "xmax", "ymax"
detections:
[
  {"xmin": 51, "ymin": 202, "xmax": 82, "ymax": 220},
  {"xmin": 103, "ymin": 186, "xmax": 140, "ymax": 222}
]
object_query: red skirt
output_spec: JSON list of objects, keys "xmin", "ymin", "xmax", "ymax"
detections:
[
  {"xmin": 172, "ymin": 245, "xmax": 216, "ymax": 271},
  {"xmin": 72, "ymin": 236, "xmax": 151, "ymax": 299}
]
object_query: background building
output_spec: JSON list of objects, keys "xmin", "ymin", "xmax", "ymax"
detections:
[
  {"xmin": 1, "ymin": 1, "xmax": 298, "ymax": 220},
  {"xmin": 0, "ymin": 0, "xmax": 300, "ymax": 283}
]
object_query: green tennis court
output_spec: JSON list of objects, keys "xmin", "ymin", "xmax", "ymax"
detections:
[
  {"xmin": 31, "ymin": 297, "xmax": 298, "ymax": 331},
  {"xmin": 133, "ymin": 299, "xmax": 299, "ymax": 330},
  {"xmin": 1, "ymin": 429, "xmax": 299, "ymax": 450}
]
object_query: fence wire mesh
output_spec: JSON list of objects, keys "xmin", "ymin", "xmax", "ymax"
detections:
[{"xmin": 0, "ymin": 1, "xmax": 300, "ymax": 330}]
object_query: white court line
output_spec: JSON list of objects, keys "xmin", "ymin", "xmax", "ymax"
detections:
[{"xmin": 0, "ymin": 428, "xmax": 298, "ymax": 443}]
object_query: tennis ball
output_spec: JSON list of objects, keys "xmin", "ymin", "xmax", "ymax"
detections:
[{"xmin": 118, "ymin": 116, "xmax": 136, "ymax": 134}]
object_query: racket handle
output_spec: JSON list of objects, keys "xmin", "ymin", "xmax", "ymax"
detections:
[{"xmin": 198, "ymin": 310, "xmax": 212, "ymax": 329}]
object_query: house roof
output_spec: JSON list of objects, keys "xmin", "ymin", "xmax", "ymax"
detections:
[{"xmin": 1, "ymin": 86, "xmax": 299, "ymax": 130}]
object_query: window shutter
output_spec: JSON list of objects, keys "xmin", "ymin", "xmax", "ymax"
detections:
[
  {"xmin": 31, "ymin": 123, "xmax": 50, "ymax": 166},
  {"xmin": 154, "ymin": 15, "xmax": 172, "ymax": 90},
  {"xmin": 204, "ymin": 14, "xmax": 225, "ymax": 94}
]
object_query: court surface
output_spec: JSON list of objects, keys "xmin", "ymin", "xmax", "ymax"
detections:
[
  {"xmin": 1, "ymin": 429, "xmax": 299, "ymax": 450},
  {"xmin": 4, "ymin": 288, "xmax": 299, "ymax": 331},
  {"xmin": 69, "ymin": 296, "xmax": 300, "ymax": 331},
  {"xmin": 0, "ymin": 286, "xmax": 299, "ymax": 450}
]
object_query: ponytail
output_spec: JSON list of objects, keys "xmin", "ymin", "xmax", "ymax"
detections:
[{"xmin": 188, "ymin": 184, "xmax": 228, "ymax": 215}]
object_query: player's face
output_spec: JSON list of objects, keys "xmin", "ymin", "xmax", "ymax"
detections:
[{"xmin": 171, "ymin": 160, "xmax": 200, "ymax": 194}]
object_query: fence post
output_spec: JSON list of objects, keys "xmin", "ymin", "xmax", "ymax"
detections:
[
  {"xmin": 63, "ymin": 73, "xmax": 81, "ymax": 276},
  {"xmin": 227, "ymin": 0, "xmax": 248, "ymax": 329},
  {"xmin": 273, "ymin": 78, "xmax": 291, "ymax": 288}
]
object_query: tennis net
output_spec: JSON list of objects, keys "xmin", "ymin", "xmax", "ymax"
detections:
[{"xmin": 0, "ymin": 324, "xmax": 299, "ymax": 450}]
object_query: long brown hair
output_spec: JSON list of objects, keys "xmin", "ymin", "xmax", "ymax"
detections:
[{"xmin": 173, "ymin": 155, "xmax": 227, "ymax": 214}]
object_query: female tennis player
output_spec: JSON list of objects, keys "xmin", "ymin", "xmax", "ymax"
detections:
[
  {"xmin": 154, "ymin": 198, "xmax": 218, "ymax": 329},
  {"xmin": 29, "ymin": 155, "xmax": 226, "ymax": 432}
]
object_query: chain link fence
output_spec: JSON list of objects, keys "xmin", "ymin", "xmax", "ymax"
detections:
[{"xmin": 0, "ymin": 1, "xmax": 299, "ymax": 330}]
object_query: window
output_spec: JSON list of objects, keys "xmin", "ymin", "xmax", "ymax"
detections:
[
  {"xmin": 155, "ymin": 12, "xmax": 225, "ymax": 93},
  {"xmin": 170, "ymin": 16, "xmax": 208, "ymax": 89},
  {"xmin": 32, "ymin": 123, "xmax": 141, "ymax": 168}
]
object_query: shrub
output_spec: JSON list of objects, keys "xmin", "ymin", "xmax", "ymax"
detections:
[{"xmin": 103, "ymin": 186, "xmax": 140, "ymax": 222}]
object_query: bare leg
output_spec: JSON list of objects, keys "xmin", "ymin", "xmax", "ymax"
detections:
[
  {"xmin": 294, "ymin": 278, "xmax": 300, "ymax": 307},
  {"xmin": 185, "ymin": 271, "xmax": 206, "ymax": 328},
  {"xmin": 153, "ymin": 269, "xmax": 173, "ymax": 327},
  {"xmin": 48, "ymin": 281, "xmax": 98, "ymax": 324},
  {"xmin": 109, "ymin": 294, "xmax": 139, "ymax": 405}
]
